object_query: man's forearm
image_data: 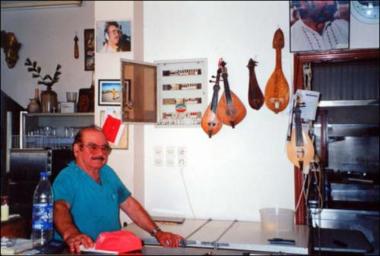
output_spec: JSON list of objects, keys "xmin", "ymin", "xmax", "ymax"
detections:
[
  {"xmin": 120, "ymin": 197, "xmax": 157, "ymax": 235},
  {"xmin": 53, "ymin": 200, "xmax": 81, "ymax": 241}
]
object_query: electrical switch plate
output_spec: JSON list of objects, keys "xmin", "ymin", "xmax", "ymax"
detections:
[
  {"xmin": 166, "ymin": 146, "xmax": 176, "ymax": 167},
  {"xmin": 153, "ymin": 146, "xmax": 163, "ymax": 167}
]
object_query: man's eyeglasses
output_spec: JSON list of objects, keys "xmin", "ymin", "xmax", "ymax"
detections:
[{"xmin": 79, "ymin": 143, "xmax": 112, "ymax": 154}]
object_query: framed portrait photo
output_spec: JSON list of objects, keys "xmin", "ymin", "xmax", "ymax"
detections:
[
  {"xmin": 96, "ymin": 20, "xmax": 131, "ymax": 53},
  {"xmin": 98, "ymin": 79, "xmax": 122, "ymax": 106},
  {"xmin": 84, "ymin": 29, "xmax": 95, "ymax": 71},
  {"xmin": 289, "ymin": 1, "xmax": 350, "ymax": 52}
]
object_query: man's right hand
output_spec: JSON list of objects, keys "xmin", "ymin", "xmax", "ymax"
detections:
[{"xmin": 65, "ymin": 233, "xmax": 94, "ymax": 254}]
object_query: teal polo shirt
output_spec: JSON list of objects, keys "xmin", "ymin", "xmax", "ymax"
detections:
[{"xmin": 52, "ymin": 161, "xmax": 131, "ymax": 241}]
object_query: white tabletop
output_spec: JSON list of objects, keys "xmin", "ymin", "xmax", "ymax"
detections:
[{"xmin": 125, "ymin": 218, "xmax": 309, "ymax": 255}]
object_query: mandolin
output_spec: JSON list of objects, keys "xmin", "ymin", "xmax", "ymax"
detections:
[
  {"xmin": 286, "ymin": 95, "xmax": 315, "ymax": 169},
  {"xmin": 201, "ymin": 65, "xmax": 223, "ymax": 138},
  {"xmin": 247, "ymin": 58, "xmax": 264, "ymax": 110},
  {"xmin": 217, "ymin": 59, "xmax": 247, "ymax": 128},
  {"xmin": 264, "ymin": 28, "xmax": 289, "ymax": 114}
]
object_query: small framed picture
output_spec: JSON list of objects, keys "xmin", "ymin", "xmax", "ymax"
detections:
[
  {"xmin": 96, "ymin": 20, "xmax": 131, "ymax": 53},
  {"xmin": 98, "ymin": 79, "xmax": 122, "ymax": 106},
  {"xmin": 84, "ymin": 29, "xmax": 95, "ymax": 71},
  {"xmin": 289, "ymin": 1, "xmax": 350, "ymax": 52}
]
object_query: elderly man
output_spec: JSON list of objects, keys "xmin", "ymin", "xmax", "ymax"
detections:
[{"xmin": 53, "ymin": 126, "xmax": 183, "ymax": 253}]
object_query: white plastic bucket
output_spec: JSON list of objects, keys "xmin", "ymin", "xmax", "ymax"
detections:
[{"xmin": 259, "ymin": 208, "xmax": 295, "ymax": 232}]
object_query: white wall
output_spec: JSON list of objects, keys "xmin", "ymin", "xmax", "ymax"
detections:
[
  {"xmin": 1, "ymin": 1, "xmax": 95, "ymax": 108},
  {"xmin": 143, "ymin": 1, "xmax": 295, "ymax": 221},
  {"xmin": 142, "ymin": 1, "xmax": 379, "ymax": 221}
]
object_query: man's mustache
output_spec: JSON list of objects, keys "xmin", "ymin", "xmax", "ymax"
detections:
[{"xmin": 91, "ymin": 156, "xmax": 105, "ymax": 161}]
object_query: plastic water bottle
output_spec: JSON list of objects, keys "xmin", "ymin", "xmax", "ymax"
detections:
[{"xmin": 31, "ymin": 171, "xmax": 53, "ymax": 248}]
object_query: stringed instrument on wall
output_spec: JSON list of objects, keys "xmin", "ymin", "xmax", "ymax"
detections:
[
  {"xmin": 247, "ymin": 58, "xmax": 264, "ymax": 110},
  {"xmin": 201, "ymin": 66, "xmax": 223, "ymax": 138},
  {"xmin": 264, "ymin": 28, "xmax": 289, "ymax": 114},
  {"xmin": 217, "ymin": 59, "xmax": 247, "ymax": 128},
  {"xmin": 286, "ymin": 95, "xmax": 315, "ymax": 170}
]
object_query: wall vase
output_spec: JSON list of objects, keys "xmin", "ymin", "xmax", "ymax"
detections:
[{"xmin": 40, "ymin": 87, "xmax": 58, "ymax": 113}]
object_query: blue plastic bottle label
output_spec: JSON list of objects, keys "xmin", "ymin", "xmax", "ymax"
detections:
[{"xmin": 32, "ymin": 203, "xmax": 53, "ymax": 230}]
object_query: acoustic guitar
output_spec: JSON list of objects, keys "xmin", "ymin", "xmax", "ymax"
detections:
[
  {"xmin": 286, "ymin": 95, "xmax": 315, "ymax": 169},
  {"xmin": 217, "ymin": 59, "xmax": 247, "ymax": 128},
  {"xmin": 201, "ymin": 65, "xmax": 223, "ymax": 138},
  {"xmin": 264, "ymin": 28, "xmax": 289, "ymax": 114},
  {"xmin": 247, "ymin": 58, "xmax": 264, "ymax": 110}
]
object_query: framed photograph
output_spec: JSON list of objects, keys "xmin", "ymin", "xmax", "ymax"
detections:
[
  {"xmin": 84, "ymin": 29, "xmax": 95, "ymax": 71},
  {"xmin": 99, "ymin": 108, "xmax": 128, "ymax": 149},
  {"xmin": 155, "ymin": 58, "xmax": 208, "ymax": 127},
  {"xmin": 96, "ymin": 20, "xmax": 131, "ymax": 53},
  {"xmin": 98, "ymin": 79, "xmax": 122, "ymax": 106},
  {"xmin": 290, "ymin": 1, "xmax": 350, "ymax": 52}
]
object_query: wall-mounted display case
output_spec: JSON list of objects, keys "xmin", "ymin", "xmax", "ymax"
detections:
[{"xmin": 155, "ymin": 58, "xmax": 208, "ymax": 127}]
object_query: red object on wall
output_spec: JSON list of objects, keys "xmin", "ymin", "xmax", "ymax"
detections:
[{"xmin": 102, "ymin": 115, "xmax": 121, "ymax": 143}]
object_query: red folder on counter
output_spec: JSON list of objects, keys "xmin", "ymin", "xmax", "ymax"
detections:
[{"xmin": 102, "ymin": 115, "xmax": 121, "ymax": 143}]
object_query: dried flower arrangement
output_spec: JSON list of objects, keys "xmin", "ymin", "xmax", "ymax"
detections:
[{"xmin": 25, "ymin": 58, "xmax": 62, "ymax": 88}]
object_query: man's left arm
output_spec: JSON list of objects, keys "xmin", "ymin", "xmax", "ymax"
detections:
[{"xmin": 120, "ymin": 196, "xmax": 183, "ymax": 247}]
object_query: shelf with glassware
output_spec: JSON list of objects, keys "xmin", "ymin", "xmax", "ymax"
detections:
[{"xmin": 15, "ymin": 111, "xmax": 94, "ymax": 149}]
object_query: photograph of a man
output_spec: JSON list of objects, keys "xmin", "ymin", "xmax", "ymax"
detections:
[
  {"xmin": 290, "ymin": 1, "xmax": 349, "ymax": 52},
  {"xmin": 96, "ymin": 20, "xmax": 131, "ymax": 53}
]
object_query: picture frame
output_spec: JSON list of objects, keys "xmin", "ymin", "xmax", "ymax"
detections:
[
  {"xmin": 84, "ymin": 29, "xmax": 95, "ymax": 71},
  {"xmin": 95, "ymin": 20, "xmax": 131, "ymax": 53},
  {"xmin": 99, "ymin": 108, "xmax": 128, "ymax": 149},
  {"xmin": 98, "ymin": 79, "xmax": 122, "ymax": 106},
  {"xmin": 155, "ymin": 58, "xmax": 208, "ymax": 127},
  {"xmin": 289, "ymin": 1, "xmax": 350, "ymax": 52}
]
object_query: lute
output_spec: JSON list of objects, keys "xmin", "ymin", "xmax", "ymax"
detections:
[
  {"xmin": 201, "ymin": 65, "xmax": 223, "ymax": 138},
  {"xmin": 217, "ymin": 59, "xmax": 247, "ymax": 128},
  {"xmin": 264, "ymin": 28, "xmax": 289, "ymax": 114},
  {"xmin": 286, "ymin": 95, "xmax": 315, "ymax": 169},
  {"xmin": 247, "ymin": 58, "xmax": 264, "ymax": 110}
]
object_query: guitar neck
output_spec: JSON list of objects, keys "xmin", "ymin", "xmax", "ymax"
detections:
[
  {"xmin": 210, "ymin": 84, "xmax": 220, "ymax": 113},
  {"xmin": 275, "ymin": 48, "xmax": 282, "ymax": 70},
  {"xmin": 222, "ymin": 73, "xmax": 233, "ymax": 105},
  {"xmin": 295, "ymin": 108, "xmax": 304, "ymax": 147}
]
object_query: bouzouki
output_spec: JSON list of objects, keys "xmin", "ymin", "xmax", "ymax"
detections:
[
  {"xmin": 264, "ymin": 28, "xmax": 289, "ymax": 114},
  {"xmin": 201, "ymin": 65, "xmax": 223, "ymax": 138},
  {"xmin": 247, "ymin": 58, "xmax": 264, "ymax": 110},
  {"xmin": 217, "ymin": 59, "xmax": 247, "ymax": 128},
  {"xmin": 286, "ymin": 95, "xmax": 315, "ymax": 170}
]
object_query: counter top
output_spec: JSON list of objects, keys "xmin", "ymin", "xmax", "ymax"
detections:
[{"xmin": 125, "ymin": 218, "xmax": 309, "ymax": 255}]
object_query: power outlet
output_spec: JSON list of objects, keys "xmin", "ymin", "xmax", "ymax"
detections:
[{"xmin": 177, "ymin": 146, "xmax": 187, "ymax": 167}]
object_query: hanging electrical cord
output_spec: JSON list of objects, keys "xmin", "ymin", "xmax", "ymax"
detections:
[{"xmin": 179, "ymin": 166, "xmax": 196, "ymax": 219}]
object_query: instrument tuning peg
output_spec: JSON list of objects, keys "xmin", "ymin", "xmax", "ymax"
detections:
[
  {"xmin": 209, "ymin": 80, "xmax": 215, "ymax": 83},
  {"xmin": 211, "ymin": 75, "xmax": 216, "ymax": 78}
]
